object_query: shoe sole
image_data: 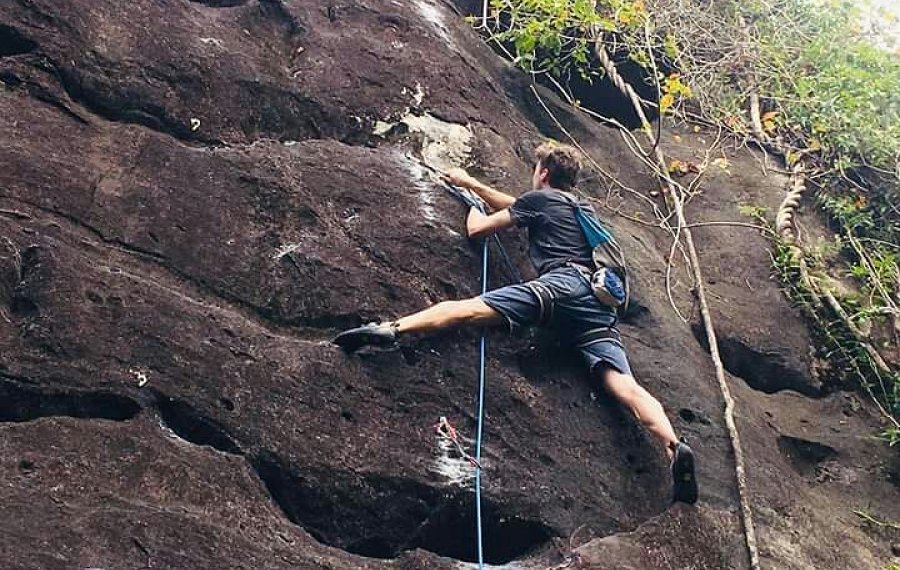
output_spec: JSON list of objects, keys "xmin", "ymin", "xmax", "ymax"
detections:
[
  {"xmin": 673, "ymin": 445, "xmax": 698, "ymax": 504},
  {"xmin": 332, "ymin": 328, "xmax": 396, "ymax": 352}
]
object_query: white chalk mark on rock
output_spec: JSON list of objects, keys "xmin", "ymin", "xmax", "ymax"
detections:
[
  {"xmin": 416, "ymin": 1, "xmax": 455, "ymax": 50},
  {"xmin": 130, "ymin": 368, "xmax": 149, "ymax": 387},
  {"xmin": 199, "ymin": 37, "xmax": 224, "ymax": 49},
  {"xmin": 431, "ymin": 436, "xmax": 476, "ymax": 488}
]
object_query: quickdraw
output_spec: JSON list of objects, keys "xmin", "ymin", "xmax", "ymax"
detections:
[{"xmin": 435, "ymin": 416, "xmax": 482, "ymax": 470}]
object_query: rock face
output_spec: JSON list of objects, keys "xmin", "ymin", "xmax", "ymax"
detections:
[{"xmin": 0, "ymin": 1, "xmax": 898, "ymax": 569}]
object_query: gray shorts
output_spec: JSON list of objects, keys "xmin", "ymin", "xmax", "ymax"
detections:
[{"xmin": 481, "ymin": 266, "xmax": 632, "ymax": 376}]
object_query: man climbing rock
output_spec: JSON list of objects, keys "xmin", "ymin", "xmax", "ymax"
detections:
[{"xmin": 334, "ymin": 143, "xmax": 698, "ymax": 504}]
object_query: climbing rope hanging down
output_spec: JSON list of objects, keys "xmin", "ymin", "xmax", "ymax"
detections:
[
  {"xmin": 429, "ymin": 229, "xmax": 490, "ymax": 569},
  {"xmin": 591, "ymin": 38, "xmax": 761, "ymax": 570},
  {"xmin": 428, "ymin": 177, "xmax": 515, "ymax": 570},
  {"xmin": 473, "ymin": 218, "xmax": 489, "ymax": 570}
]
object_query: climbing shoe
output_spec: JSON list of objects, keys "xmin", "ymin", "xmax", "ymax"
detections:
[
  {"xmin": 332, "ymin": 322, "xmax": 399, "ymax": 352},
  {"xmin": 671, "ymin": 439, "xmax": 698, "ymax": 505}
]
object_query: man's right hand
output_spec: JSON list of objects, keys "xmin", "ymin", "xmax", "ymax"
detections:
[
  {"xmin": 442, "ymin": 166, "xmax": 517, "ymax": 212},
  {"xmin": 443, "ymin": 167, "xmax": 478, "ymax": 189}
]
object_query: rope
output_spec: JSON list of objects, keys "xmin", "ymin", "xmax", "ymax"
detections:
[
  {"xmin": 594, "ymin": 36, "xmax": 762, "ymax": 570},
  {"xmin": 411, "ymin": 155, "xmax": 523, "ymax": 284},
  {"xmin": 436, "ymin": 416, "xmax": 482, "ymax": 469},
  {"xmin": 429, "ymin": 189, "xmax": 492, "ymax": 567},
  {"xmin": 474, "ymin": 202, "xmax": 490, "ymax": 569},
  {"xmin": 411, "ymin": 157, "xmax": 523, "ymax": 566},
  {"xmin": 775, "ymin": 162, "xmax": 807, "ymax": 242},
  {"xmin": 437, "ymin": 178, "xmax": 521, "ymax": 284}
]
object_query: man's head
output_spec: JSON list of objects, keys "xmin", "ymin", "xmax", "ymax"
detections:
[{"xmin": 532, "ymin": 143, "xmax": 582, "ymax": 191}]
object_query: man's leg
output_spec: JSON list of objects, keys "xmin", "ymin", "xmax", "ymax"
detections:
[
  {"xmin": 599, "ymin": 366, "xmax": 678, "ymax": 459},
  {"xmin": 333, "ymin": 297, "xmax": 503, "ymax": 351},
  {"xmin": 394, "ymin": 298, "xmax": 504, "ymax": 334},
  {"xmin": 599, "ymin": 365, "xmax": 698, "ymax": 504}
]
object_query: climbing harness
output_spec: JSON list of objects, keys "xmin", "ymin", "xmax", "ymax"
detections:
[
  {"xmin": 525, "ymin": 280, "xmax": 556, "ymax": 326},
  {"xmin": 573, "ymin": 325, "xmax": 622, "ymax": 349}
]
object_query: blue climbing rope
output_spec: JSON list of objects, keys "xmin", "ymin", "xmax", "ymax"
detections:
[
  {"xmin": 410, "ymin": 154, "xmax": 523, "ymax": 285},
  {"xmin": 474, "ymin": 220, "xmax": 489, "ymax": 569},
  {"xmin": 438, "ymin": 179, "xmax": 522, "ymax": 284},
  {"xmin": 423, "ymin": 166, "xmax": 522, "ymax": 566}
]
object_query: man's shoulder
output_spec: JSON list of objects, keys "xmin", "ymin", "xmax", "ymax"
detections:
[{"xmin": 516, "ymin": 188, "xmax": 572, "ymax": 205}]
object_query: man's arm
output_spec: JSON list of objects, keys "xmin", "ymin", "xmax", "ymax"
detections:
[
  {"xmin": 466, "ymin": 208, "xmax": 514, "ymax": 239},
  {"xmin": 444, "ymin": 168, "xmax": 516, "ymax": 211}
]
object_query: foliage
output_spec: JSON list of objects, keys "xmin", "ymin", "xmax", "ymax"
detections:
[
  {"xmin": 880, "ymin": 424, "xmax": 900, "ymax": 447},
  {"xmin": 651, "ymin": 2, "xmax": 900, "ymax": 384},
  {"xmin": 855, "ymin": 509, "xmax": 900, "ymax": 531},
  {"xmin": 479, "ymin": 1, "xmax": 696, "ymax": 107},
  {"xmin": 741, "ymin": 1, "xmax": 900, "ymax": 159},
  {"xmin": 767, "ymin": 231, "xmax": 900, "ymax": 438},
  {"xmin": 479, "ymin": 0, "xmax": 617, "ymax": 78}
]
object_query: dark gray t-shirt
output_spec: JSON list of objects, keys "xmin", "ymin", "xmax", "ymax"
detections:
[{"xmin": 508, "ymin": 189, "xmax": 594, "ymax": 275}]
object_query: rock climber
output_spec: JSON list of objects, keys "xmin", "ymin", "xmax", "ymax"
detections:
[{"xmin": 333, "ymin": 143, "xmax": 698, "ymax": 504}]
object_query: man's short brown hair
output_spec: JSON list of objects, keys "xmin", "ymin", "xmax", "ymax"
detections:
[{"xmin": 534, "ymin": 142, "xmax": 582, "ymax": 191}]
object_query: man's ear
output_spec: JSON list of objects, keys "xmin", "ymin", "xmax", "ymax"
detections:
[{"xmin": 540, "ymin": 167, "xmax": 550, "ymax": 184}]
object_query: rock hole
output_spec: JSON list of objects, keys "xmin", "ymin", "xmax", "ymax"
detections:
[
  {"xmin": 0, "ymin": 70, "xmax": 22, "ymax": 86},
  {"xmin": 777, "ymin": 435, "xmax": 837, "ymax": 476},
  {"xmin": 6, "ymin": 245, "xmax": 45, "ymax": 317},
  {"xmin": 0, "ymin": 379, "xmax": 141, "ymax": 422},
  {"xmin": 295, "ymin": 207, "xmax": 319, "ymax": 225},
  {"xmin": 691, "ymin": 323, "xmax": 821, "ymax": 397},
  {"xmin": 156, "ymin": 395, "xmax": 242, "ymax": 454},
  {"xmin": 412, "ymin": 494, "xmax": 554, "ymax": 563},
  {"xmin": 56, "ymin": 68, "xmax": 194, "ymax": 141},
  {"xmin": 570, "ymin": 58, "xmax": 664, "ymax": 128},
  {"xmin": 678, "ymin": 407, "xmax": 711, "ymax": 425},
  {"xmin": 19, "ymin": 245, "xmax": 44, "ymax": 280},
  {"xmin": 9, "ymin": 296, "xmax": 38, "ymax": 317},
  {"xmin": 256, "ymin": 0, "xmax": 307, "ymax": 40},
  {"xmin": 0, "ymin": 25, "xmax": 36, "ymax": 57},
  {"xmin": 251, "ymin": 453, "xmax": 553, "ymax": 564},
  {"xmin": 399, "ymin": 345, "xmax": 420, "ymax": 366},
  {"xmin": 219, "ymin": 397, "xmax": 235, "ymax": 412},
  {"xmin": 886, "ymin": 454, "xmax": 900, "ymax": 488}
]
